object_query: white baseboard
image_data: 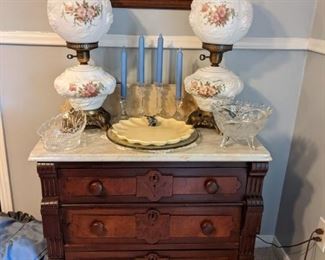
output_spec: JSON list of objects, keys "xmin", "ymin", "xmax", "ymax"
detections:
[
  {"xmin": 255, "ymin": 235, "xmax": 275, "ymax": 248},
  {"xmin": 256, "ymin": 235, "xmax": 290, "ymax": 260},
  {"xmin": 273, "ymin": 236, "xmax": 291, "ymax": 260},
  {"xmin": 1, "ymin": 31, "xmax": 324, "ymax": 54}
]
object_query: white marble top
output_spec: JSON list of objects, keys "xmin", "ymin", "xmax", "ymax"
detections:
[{"xmin": 29, "ymin": 129, "xmax": 272, "ymax": 162}]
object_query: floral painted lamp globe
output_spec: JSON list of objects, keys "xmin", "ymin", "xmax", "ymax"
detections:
[
  {"xmin": 47, "ymin": 0, "xmax": 116, "ymax": 128},
  {"xmin": 185, "ymin": 0, "xmax": 253, "ymax": 129}
]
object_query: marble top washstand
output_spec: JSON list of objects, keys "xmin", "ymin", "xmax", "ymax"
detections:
[{"xmin": 29, "ymin": 129, "xmax": 272, "ymax": 162}]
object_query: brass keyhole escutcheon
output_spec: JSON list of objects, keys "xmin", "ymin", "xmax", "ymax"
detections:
[
  {"xmin": 149, "ymin": 172, "xmax": 160, "ymax": 183},
  {"xmin": 147, "ymin": 209, "xmax": 160, "ymax": 225},
  {"xmin": 148, "ymin": 171, "xmax": 161, "ymax": 189},
  {"xmin": 147, "ymin": 253, "xmax": 159, "ymax": 260}
]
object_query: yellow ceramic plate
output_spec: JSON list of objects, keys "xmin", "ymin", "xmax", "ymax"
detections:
[{"xmin": 112, "ymin": 117, "xmax": 195, "ymax": 146}]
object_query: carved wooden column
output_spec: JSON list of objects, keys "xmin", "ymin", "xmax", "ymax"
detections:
[
  {"xmin": 37, "ymin": 163, "xmax": 64, "ymax": 260},
  {"xmin": 239, "ymin": 162, "xmax": 269, "ymax": 260}
]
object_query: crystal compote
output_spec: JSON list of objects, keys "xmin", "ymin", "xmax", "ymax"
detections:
[
  {"xmin": 37, "ymin": 110, "xmax": 87, "ymax": 151},
  {"xmin": 212, "ymin": 102, "xmax": 272, "ymax": 149}
]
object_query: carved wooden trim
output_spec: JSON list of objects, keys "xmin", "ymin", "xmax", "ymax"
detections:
[
  {"xmin": 38, "ymin": 163, "xmax": 63, "ymax": 259},
  {"xmin": 137, "ymin": 170, "xmax": 173, "ymax": 202},
  {"xmin": 246, "ymin": 162, "xmax": 269, "ymax": 196},
  {"xmin": 37, "ymin": 163, "xmax": 58, "ymax": 198},
  {"xmin": 240, "ymin": 162, "xmax": 269, "ymax": 259},
  {"xmin": 111, "ymin": 0, "xmax": 191, "ymax": 9},
  {"xmin": 136, "ymin": 209, "xmax": 170, "ymax": 244},
  {"xmin": 239, "ymin": 235, "xmax": 258, "ymax": 260},
  {"xmin": 41, "ymin": 198, "xmax": 64, "ymax": 259},
  {"xmin": 37, "ymin": 162, "xmax": 56, "ymax": 175},
  {"xmin": 239, "ymin": 197, "xmax": 264, "ymax": 259},
  {"xmin": 250, "ymin": 162, "xmax": 269, "ymax": 174}
]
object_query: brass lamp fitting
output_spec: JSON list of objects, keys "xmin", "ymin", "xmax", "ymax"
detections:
[
  {"xmin": 200, "ymin": 43, "xmax": 233, "ymax": 67},
  {"xmin": 66, "ymin": 42, "xmax": 99, "ymax": 65}
]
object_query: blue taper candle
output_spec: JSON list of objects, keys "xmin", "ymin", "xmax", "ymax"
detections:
[
  {"xmin": 138, "ymin": 35, "xmax": 145, "ymax": 85},
  {"xmin": 176, "ymin": 49, "xmax": 183, "ymax": 100},
  {"xmin": 121, "ymin": 47, "xmax": 128, "ymax": 98},
  {"xmin": 156, "ymin": 34, "xmax": 164, "ymax": 84}
]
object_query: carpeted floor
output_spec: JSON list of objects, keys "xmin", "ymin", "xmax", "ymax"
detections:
[{"xmin": 255, "ymin": 247, "xmax": 281, "ymax": 259}]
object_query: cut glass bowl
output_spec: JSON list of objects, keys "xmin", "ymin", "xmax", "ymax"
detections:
[
  {"xmin": 212, "ymin": 101, "xmax": 272, "ymax": 149},
  {"xmin": 37, "ymin": 110, "xmax": 87, "ymax": 151}
]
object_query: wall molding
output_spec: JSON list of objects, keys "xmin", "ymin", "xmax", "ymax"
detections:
[
  {"xmin": 2, "ymin": 31, "xmax": 324, "ymax": 54},
  {"xmin": 309, "ymin": 38, "xmax": 325, "ymax": 55},
  {"xmin": 0, "ymin": 111, "xmax": 13, "ymax": 213}
]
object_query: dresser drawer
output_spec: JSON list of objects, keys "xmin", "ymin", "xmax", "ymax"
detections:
[
  {"xmin": 59, "ymin": 167, "xmax": 246, "ymax": 203},
  {"xmin": 63, "ymin": 205, "xmax": 241, "ymax": 249},
  {"xmin": 65, "ymin": 250, "xmax": 238, "ymax": 260}
]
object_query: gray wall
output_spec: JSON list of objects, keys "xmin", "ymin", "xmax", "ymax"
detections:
[
  {"xmin": 0, "ymin": 0, "xmax": 317, "ymax": 238},
  {"xmin": 276, "ymin": 0, "xmax": 325, "ymax": 258},
  {"xmin": 0, "ymin": 0, "xmax": 316, "ymax": 37},
  {"xmin": 311, "ymin": 0, "xmax": 325, "ymax": 40}
]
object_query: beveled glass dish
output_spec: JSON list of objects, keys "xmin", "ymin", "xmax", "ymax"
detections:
[
  {"xmin": 37, "ymin": 110, "xmax": 87, "ymax": 151},
  {"xmin": 212, "ymin": 102, "xmax": 272, "ymax": 149}
]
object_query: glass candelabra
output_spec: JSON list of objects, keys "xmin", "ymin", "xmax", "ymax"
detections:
[
  {"xmin": 174, "ymin": 99, "xmax": 185, "ymax": 121},
  {"xmin": 119, "ymin": 98, "xmax": 128, "ymax": 120},
  {"xmin": 156, "ymin": 84, "xmax": 170, "ymax": 118}
]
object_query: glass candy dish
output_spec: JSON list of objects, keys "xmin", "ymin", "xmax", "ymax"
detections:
[
  {"xmin": 212, "ymin": 102, "xmax": 272, "ymax": 149},
  {"xmin": 37, "ymin": 110, "xmax": 86, "ymax": 151}
]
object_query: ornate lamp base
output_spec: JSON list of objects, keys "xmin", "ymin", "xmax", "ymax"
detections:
[
  {"xmin": 67, "ymin": 107, "xmax": 111, "ymax": 130},
  {"xmin": 187, "ymin": 108, "xmax": 220, "ymax": 133},
  {"xmin": 84, "ymin": 108, "xmax": 111, "ymax": 130}
]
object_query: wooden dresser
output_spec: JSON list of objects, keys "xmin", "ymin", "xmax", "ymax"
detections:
[{"xmin": 29, "ymin": 129, "xmax": 271, "ymax": 260}]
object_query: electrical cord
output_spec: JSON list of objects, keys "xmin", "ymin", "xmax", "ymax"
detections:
[
  {"xmin": 303, "ymin": 229, "xmax": 323, "ymax": 260},
  {"xmin": 256, "ymin": 235, "xmax": 315, "ymax": 249},
  {"xmin": 303, "ymin": 231, "xmax": 316, "ymax": 260},
  {"xmin": 257, "ymin": 228, "xmax": 323, "ymax": 260},
  {"xmin": 256, "ymin": 228, "xmax": 323, "ymax": 259}
]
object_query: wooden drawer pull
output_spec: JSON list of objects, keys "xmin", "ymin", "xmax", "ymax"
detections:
[
  {"xmin": 200, "ymin": 220, "xmax": 216, "ymax": 236},
  {"xmin": 90, "ymin": 220, "xmax": 106, "ymax": 236},
  {"xmin": 204, "ymin": 179, "xmax": 219, "ymax": 194},
  {"xmin": 88, "ymin": 180, "xmax": 104, "ymax": 196}
]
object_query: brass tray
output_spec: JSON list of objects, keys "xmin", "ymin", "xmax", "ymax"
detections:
[{"xmin": 106, "ymin": 128, "xmax": 200, "ymax": 151}]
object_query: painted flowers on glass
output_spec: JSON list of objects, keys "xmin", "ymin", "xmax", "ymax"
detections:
[
  {"xmin": 201, "ymin": 3, "xmax": 235, "ymax": 27},
  {"xmin": 63, "ymin": 0, "xmax": 103, "ymax": 26},
  {"xmin": 69, "ymin": 81, "xmax": 104, "ymax": 98},
  {"xmin": 189, "ymin": 80, "xmax": 226, "ymax": 98}
]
